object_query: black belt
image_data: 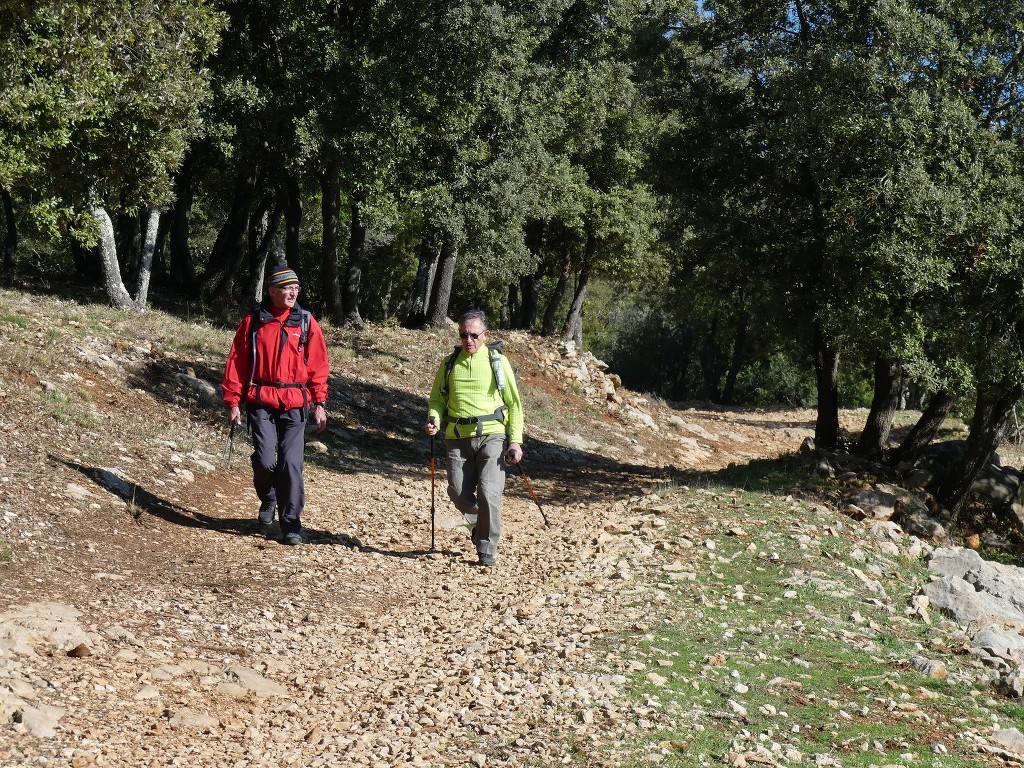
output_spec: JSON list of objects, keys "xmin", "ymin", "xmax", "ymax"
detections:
[{"xmin": 449, "ymin": 406, "xmax": 508, "ymax": 437}]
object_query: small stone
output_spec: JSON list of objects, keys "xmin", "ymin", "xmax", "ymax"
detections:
[
  {"xmin": 727, "ymin": 700, "xmax": 747, "ymax": 717},
  {"xmin": 909, "ymin": 655, "xmax": 947, "ymax": 681}
]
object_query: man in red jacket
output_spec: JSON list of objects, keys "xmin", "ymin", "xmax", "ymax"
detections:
[{"xmin": 221, "ymin": 266, "xmax": 329, "ymax": 545}]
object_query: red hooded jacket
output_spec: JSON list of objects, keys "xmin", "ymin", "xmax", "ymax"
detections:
[{"xmin": 221, "ymin": 303, "xmax": 329, "ymax": 411}]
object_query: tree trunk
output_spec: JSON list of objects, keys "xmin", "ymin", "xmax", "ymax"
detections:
[
  {"xmin": 90, "ymin": 204, "xmax": 134, "ymax": 310},
  {"xmin": 321, "ymin": 163, "xmax": 344, "ymax": 324},
  {"xmin": 698, "ymin": 319, "xmax": 722, "ymax": 402},
  {"xmin": 404, "ymin": 237, "xmax": 441, "ymax": 328},
  {"xmin": 1, "ymin": 188, "xmax": 16, "ymax": 270},
  {"xmin": 517, "ymin": 218, "xmax": 547, "ymax": 330},
  {"xmin": 721, "ymin": 315, "xmax": 748, "ymax": 405},
  {"xmin": 169, "ymin": 151, "xmax": 198, "ymax": 293},
  {"xmin": 243, "ymin": 196, "xmax": 271, "ymax": 294},
  {"xmin": 561, "ymin": 233, "xmax": 595, "ymax": 348},
  {"xmin": 813, "ymin": 324, "xmax": 841, "ymax": 450},
  {"xmin": 518, "ymin": 269, "xmax": 543, "ymax": 330},
  {"xmin": 426, "ymin": 240, "xmax": 457, "ymax": 326},
  {"xmin": 151, "ymin": 209, "xmax": 170, "ymax": 285},
  {"xmin": 888, "ymin": 390, "xmax": 956, "ymax": 467},
  {"xmin": 504, "ymin": 283, "xmax": 518, "ymax": 328},
  {"xmin": 855, "ymin": 358, "xmax": 903, "ymax": 460},
  {"xmin": 201, "ymin": 169, "xmax": 258, "ymax": 300},
  {"xmin": 284, "ymin": 174, "xmax": 302, "ymax": 266},
  {"xmin": 542, "ymin": 250, "xmax": 571, "ymax": 336},
  {"xmin": 115, "ymin": 212, "xmax": 142, "ymax": 286},
  {"xmin": 342, "ymin": 189, "xmax": 366, "ymax": 327},
  {"xmin": 134, "ymin": 207, "xmax": 160, "ymax": 312},
  {"xmin": 244, "ymin": 199, "xmax": 281, "ymax": 305},
  {"xmin": 935, "ymin": 383, "xmax": 1023, "ymax": 516}
]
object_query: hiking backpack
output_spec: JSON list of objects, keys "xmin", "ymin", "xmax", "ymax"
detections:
[
  {"xmin": 247, "ymin": 305, "xmax": 312, "ymax": 406},
  {"xmin": 439, "ymin": 340, "xmax": 507, "ymax": 400},
  {"xmin": 439, "ymin": 341, "xmax": 510, "ymax": 437}
]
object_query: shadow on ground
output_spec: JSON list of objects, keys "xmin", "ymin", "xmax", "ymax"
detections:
[
  {"xmin": 126, "ymin": 357, "xmax": 679, "ymax": 509},
  {"xmin": 49, "ymin": 455, "xmax": 345, "ymax": 547}
]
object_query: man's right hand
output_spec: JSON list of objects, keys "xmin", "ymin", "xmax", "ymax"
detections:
[
  {"xmin": 229, "ymin": 406, "xmax": 242, "ymax": 426},
  {"xmin": 424, "ymin": 418, "xmax": 438, "ymax": 436}
]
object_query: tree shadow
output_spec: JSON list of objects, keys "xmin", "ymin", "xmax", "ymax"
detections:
[
  {"xmin": 49, "ymin": 455, "xmax": 341, "ymax": 545},
  {"xmin": 3, "ymin": 271, "xmax": 245, "ymax": 330},
  {"xmin": 355, "ymin": 545, "xmax": 464, "ymax": 560},
  {"xmin": 125, "ymin": 356, "xmax": 678, "ymax": 510},
  {"xmin": 667, "ymin": 452, "xmax": 819, "ymax": 496}
]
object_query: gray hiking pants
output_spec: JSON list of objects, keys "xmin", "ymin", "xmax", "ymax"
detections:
[{"xmin": 446, "ymin": 435, "xmax": 507, "ymax": 557}]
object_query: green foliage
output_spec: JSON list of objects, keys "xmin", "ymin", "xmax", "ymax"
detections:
[
  {"xmin": 0, "ymin": 0, "xmax": 222, "ymax": 234},
  {"xmin": 6, "ymin": 0, "xmax": 1024, "ymax": 460},
  {"xmin": 733, "ymin": 353, "xmax": 817, "ymax": 408},
  {"xmin": 587, "ymin": 293, "xmax": 701, "ymax": 401}
]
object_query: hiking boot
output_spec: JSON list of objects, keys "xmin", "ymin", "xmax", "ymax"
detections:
[
  {"xmin": 477, "ymin": 552, "xmax": 496, "ymax": 567},
  {"xmin": 257, "ymin": 501, "xmax": 276, "ymax": 526},
  {"xmin": 257, "ymin": 521, "xmax": 276, "ymax": 539},
  {"xmin": 282, "ymin": 533, "xmax": 303, "ymax": 546}
]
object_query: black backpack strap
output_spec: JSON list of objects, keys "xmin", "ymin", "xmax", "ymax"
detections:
[
  {"xmin": 440, "ymin": 346, "xmax": 461, "ymax": 399},
  {"xmin": 248, "ymin": 306, "xmax": 262, "ymax": 406}
]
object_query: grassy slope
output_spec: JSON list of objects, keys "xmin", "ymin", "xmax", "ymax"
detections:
[{"xmin": 590, "ymin": 455, "xmax": 1018, "ymax": 768}]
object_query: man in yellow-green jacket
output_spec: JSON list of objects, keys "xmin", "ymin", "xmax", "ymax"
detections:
[{"xmin": 424, "ymin": 309, "xmax": 524, "ymax": 567}]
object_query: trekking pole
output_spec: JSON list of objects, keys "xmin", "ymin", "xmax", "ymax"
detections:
[
  {"xmin": 224, "ymin": 423, "xmax": 236, "ymax": 469},
  {"xmin": 514, "ymin": 462, "xmax": 550, "ymax": 528},
  {"xmin": 428, "ymin": 417, "xmax": 437, "ymax": 552}
]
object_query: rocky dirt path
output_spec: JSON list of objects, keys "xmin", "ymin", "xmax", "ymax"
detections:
[
  {"xmin": 0, "ymin": 294, "xmax": 835, "ymax": 767},
  {"xmin": 1, "ymin": 447, "xmax": 686, "ymax": 767},
  {"xmin": 1, "ymin": 429, "xmax": 807, "ymax": 768}
]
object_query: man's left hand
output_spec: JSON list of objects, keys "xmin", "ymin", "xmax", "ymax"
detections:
[
  {"xmin": 314, "ymin": 403, "xmax": 327, "ymax": 433},
  {"xmin": 505, "ymin": 443, "xmax": 523, "ymax": 465}
]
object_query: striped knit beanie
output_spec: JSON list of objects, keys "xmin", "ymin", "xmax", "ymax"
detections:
[{"xmin": 268, "ymin": 266, "xmax": 300, "ymax": 288}]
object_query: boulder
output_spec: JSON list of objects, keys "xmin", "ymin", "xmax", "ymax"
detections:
[
  {"xmin": 849, "ymin": 489, "xmax": 899, "ymax": 520},
  {"xmin": 892, "ymin": 506, "xmax": 951, "ymax": 545},
  {"xmin": 922, "ymin": 548, "xmax": 1024, "ymax": 625},
  {"xmin": 973, "ymin": 463, "xmax": 1023, "ymax": 507}
]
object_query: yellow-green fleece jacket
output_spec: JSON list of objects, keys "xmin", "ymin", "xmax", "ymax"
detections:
[{"xmin": 427, "ymin": 345, "xmax": 524, "ymax": 443}]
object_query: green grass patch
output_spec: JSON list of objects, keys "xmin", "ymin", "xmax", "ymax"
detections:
[
  {"xmin": 41, "ymin": 387, "xmax": 103, "ymax": 431},
  {"xmin": 598, "ymin": 484, "xmax": 1002, "ymax": 768},
  {"xmin": 0, "ymin": 539, "xmax": 12, "ymax": 564},
  {"xmin": 0, "ymin": 313, "xmax": 28, "ymax": 329}
]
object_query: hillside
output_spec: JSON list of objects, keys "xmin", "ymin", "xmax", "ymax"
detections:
[{"xmin": 0, "ymin": 285, "xmax": 1016, "ymax": 768}]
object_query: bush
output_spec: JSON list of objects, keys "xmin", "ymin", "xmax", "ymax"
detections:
[
  {"xmin": 733, "ymin": 352, "xmax": 816, "ymax": 407},
  {"xmin": 588, "ymin": 300, "xmax": 702, "ymax": 400}
]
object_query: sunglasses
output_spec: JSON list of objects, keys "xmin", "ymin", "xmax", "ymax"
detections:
[{"xmin": 459, "ymin": 331, "xmax": 485, "ymax": 340}]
